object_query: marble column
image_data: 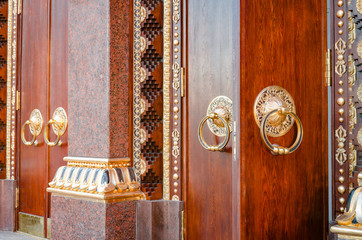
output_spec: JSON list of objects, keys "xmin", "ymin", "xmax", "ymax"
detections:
[{"xmin": 49, "ymin": 1, "xmax": 144, "ymax": 239}]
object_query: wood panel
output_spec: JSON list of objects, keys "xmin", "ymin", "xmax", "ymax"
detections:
[
  {"xmin": 185, "ymin": 0, "xmax": 234, "ymax": 238},
  {"xmin": 239, "ymin": 0, "xmax": 328, "ymax": 238},
  {"xmin": 48, "ymin": 0, "xmax": 68, "ymax": 218},
  {"xmin": 19, "ymin": 0, "xmax": 50, "ymax": 216},
  {"xmin": 184, "ymin": 0, "xmax": 327, "ymax": 239}
]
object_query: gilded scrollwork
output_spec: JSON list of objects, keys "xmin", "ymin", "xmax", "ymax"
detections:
[
  {"xmin": 163, "ymin": 0, "xmax": 171, "ymax": 200},
  {"xmin": 335, "ymin": 38, "xmax": 347, "ymax": 77},
  {"xmin": 133, "ymin": 0, "xmax": 142, "ymax": 177},
  {"xmin": 173, "ymin": 0, "xmax": 180, "ymax": 23},
  {"xmin": 357, "ymin": 0, "xmax": 362, "ymax": 15},
  {"xmin": 6, "ymin": 0, "xmax": 18, "ymax": 179},
  {"xmin": 336, "ymin": 126, "xmax": 347, "ymax": 166},
  {"xmin": 358, "ymin": 128, "xmax": 362, "ymax": 147},
  {"xmin": 358, "ymin": 84, "xmax": 362, "ymax": 102},
  {"xmin": 172, "ymin": 129, "xmax": 180, "ymax": 158},
  {"xmin": 140, "ymin": 6, "xmax": 147, "ymax": 23},
  {"xmin": 349, "ymin": 141, "xmax": 356, "ymax": 177},
  {"xmin": 172, "ymin": 62, "xmax": 180, "ymax": 90},
  {"xmin": 349, "ymin": 100, "xmax": 356, "ymax": 134},
  {"xmin": 348, "ymin": 55, "xmax": 356, "ymax": 91},
  {"xmin": 357, "ymin": 40, "xmax": 362, "ymax": 59},
  {"xmin": 348, "ymin": 12, "xmax": 356, "ymax": 49}
]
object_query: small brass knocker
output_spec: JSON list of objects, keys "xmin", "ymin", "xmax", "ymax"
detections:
[
  {"xmin": 198, "ymin": 96, "xmax": 232, "ymax": 152},
  {"xmin": 254, "ymin": 86, "xmax": 303, "ymax": 155},
  {"xmin": 44, "ymin": 107, "xmax": 68, "ymax": 147},
  {"xmin": 21, "ymin": 109, "xmax": 43, "ymax": 146}
]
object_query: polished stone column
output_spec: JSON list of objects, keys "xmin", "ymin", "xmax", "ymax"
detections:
[
  {"xmin": 50, "ymin": 1, "xmax": 142, "ymax": 239},
  {"xmin": 68, "ymin": 0, "xmax": 130, "ymax": 158}
]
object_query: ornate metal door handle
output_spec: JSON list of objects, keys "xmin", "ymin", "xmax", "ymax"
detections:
[
  {"xmin": 21, "ymin": 109, "xmax": 43, "ymax": 146},
  {"xmin": 254, "ymin": 86, "xmax": 303, "ymax": 155},
  {"xmin": 44, "ymin": 107, "xmax": 68, "ymax": 147},
  {"xmin": 198, "ymin": 96, "xmax": 232, "ymax": 151}
]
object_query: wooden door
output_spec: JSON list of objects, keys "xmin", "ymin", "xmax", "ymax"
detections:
[
  {"xmin": 18, "ymin": 0, "xmax": 68, "ymax": 238},
  {"xmin": 184, "ymin": 0, "xmax": 327, "ymax": 239}
]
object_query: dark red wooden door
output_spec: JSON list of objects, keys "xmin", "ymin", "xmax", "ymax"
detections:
[
  {"xmin": 18, "ymin": 0, "xmax": 68, "ymax": 237},
  {"xmin": 184, "ymin": 0, "xmax": 328, "ymax": 239}
]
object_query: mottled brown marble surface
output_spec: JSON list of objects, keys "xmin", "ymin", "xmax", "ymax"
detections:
[
  {"xmin": 51, "ymin": 195, "xmax": 137, "ymax": 240},
  {"xmin": 137, "ymin": 200, "xmax": 184, "ymax": 240},
  {"xmin": 0, "ymin": 180, "xmax": 15, "ymax": 231},
  {"xmin": 68, "ymin": 0, "xmax": 130, "ymax": 158}
]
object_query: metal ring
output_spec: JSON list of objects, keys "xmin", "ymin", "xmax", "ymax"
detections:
[
  {"xmin": 44, "ymin": 119, "xmax": 61, "ymax": 147},
  {"xmin": 21, "ymin": 120, "xmax": 37, "ymax": 146},
  {"xmin": 260, "ymin": 108, "xmax": 303, "ymax": 155},
  {"xmin": 198, "ymin": 113, "xmax": 231, "ymax": 151}
]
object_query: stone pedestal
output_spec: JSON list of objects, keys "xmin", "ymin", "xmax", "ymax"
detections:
[
  {"xmin": 137, "ymin": 200, "xmax": 184, "ymax": 240},
  {"xmin": 51, "ymin": 195, "xmax": 137, "ymax": 240},
  {"xmin": 0, "ymin": 179, "xmax": 15, "ymax": 231}
]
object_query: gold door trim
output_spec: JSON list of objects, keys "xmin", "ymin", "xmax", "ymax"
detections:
[
  {"xmin": 6, "ymin": 0, "xmax": 19, "ymax": 179},
  {"xmin": 132, "ymin": 0, "xmax": 142, "ymax": 178},
  {"xmin": 163, "ymin": 0, "xmax": 171, "ymax": 200}
]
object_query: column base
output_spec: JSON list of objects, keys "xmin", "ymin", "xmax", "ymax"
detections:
[{"xmin": 51, "ymin": 195, "xmax": 137, "ymax": 240}]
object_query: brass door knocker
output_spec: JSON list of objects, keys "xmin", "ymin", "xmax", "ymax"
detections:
[
  {"xmin": 254, "ymin": 86, "xmax": 303, "ymax": 155},
  {"xmin": 21, "ymin": 109, "xmax": 43, "ymax": 146},
  {"xmin": 198, "ymin": 96, "xmax": 232, "ymax": 151},
  {"xmin": 44, "ymin": 107, "xmax": 68, "ymax": 147}
]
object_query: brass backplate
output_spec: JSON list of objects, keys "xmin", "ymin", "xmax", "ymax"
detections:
[
  {"xmin": 18, "ymin": 212, "xmax": 44, "ymax": 238},
  {"xmin": 206, "ymin": 96, "xmax": 232, "ymax": 137},
  {"xmin": 254, "ymin": 86, "xmax": 296, "ymax": 137},
  {"xmin": 51, "ymin": 107, "xmax": 68, "ymax": 136},
  {"xmin": 29, "ymin": 109, "xmax": 43, "ymax": 136}
]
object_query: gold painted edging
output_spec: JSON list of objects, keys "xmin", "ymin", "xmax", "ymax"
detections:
[
  {"xmin": 6, "ymin": 0, "xmax": 18, "ymax": 179},
  {"xmin": 331, "ymin": 225, "xmax": 362, "ymax": 237},
  {"xmin": 163, "ymin": 0, "xmax": 171, "ymax": 200},
  {"xmin": 47, "ymin": 189, "xmax": 145, "ymax": 203},
  {"xmin": 132, "ymin": 0, "xmax": 142, "ymax": 177}
]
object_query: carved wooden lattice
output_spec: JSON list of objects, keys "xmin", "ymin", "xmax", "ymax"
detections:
[
  {"xmin": 0, "ymin": 0, "xmax": 7, "ymax": 179},
  {"xmin": 140, "ymin": 0, "xmax": 163, "ymax": 199}
]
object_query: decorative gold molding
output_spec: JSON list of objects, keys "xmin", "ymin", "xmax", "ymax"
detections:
[
  {"xmin": 48, "ymin": 157, "xmax": 145, "ymax": 202},
  {"xmin": 170, "ymin": 0, "xmax": 182, "ymax": 201},
  {"xmin": 349, "ymin": 100, "xmax": 356, "ymax": 134},
  {"xmin": 163, "ymin": 0, "xmax": 171, "ymax": 200},
  {"xmin": 335, "ymin": 38, "xmax": 347, "ymax": 77},
  {"xmin": 357, "ymin": 0, "xmax": 362, "ymax": 15},
  {"xmin": 172, "ymin": 62, "xmax": 180, "ymax": 90},
  {"xmin": 349, "ymin": 140, "xmax": 356, "ymax": 178},
  {"xmin": 348, "ymin": 55, "xmax": 356, "ymax": 91},
  {"xmin": 348, "ymin": 12, "xmax": 356, "ymax": 49},
  {"xmin": 6, "ymin": 0, "xmax": 18, "ymax": 180},
  {"xmin": 172, "ymin": 0, "xmax": 180, "ymax": 23},
  {"xmin": 172, "ymin": 129, "xmax": 180, "ymax": 158},
  {"xmin": 133, "ymin": 0, "xmax": 142, "ymax": 178},
  {"xmin": 336, "ymin": 126, "xmax": 347, "ymax": 165},
  {"xmin": 357, "ymin": 128, "xmax": 362, "ymax": 147}
]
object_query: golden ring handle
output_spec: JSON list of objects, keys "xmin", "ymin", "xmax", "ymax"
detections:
[
  {"xmin": 198, "ymin": 113, "xmax": 231, "ymax": 151},
  {"xmin": 44, "ymin": 119, "xmax": 62, "ymax": 147},
  {"xmin": 260, "ymin": 108, "xmax": 303, "ymax": 155},
  {"xmin": 21, "ymin": 120, "xmax": 38, "ymax": 146}
]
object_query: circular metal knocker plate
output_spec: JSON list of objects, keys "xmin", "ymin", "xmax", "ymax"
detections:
[
  {"xmin": 206, "ymin": 96, "xmax": 233, "ymax": 137},
  {"xmin": 51, "ymin": 107, "xmax": 68, "ymax": 136},
  {"xmin": 29, "ymin": 109, "xmax": 43, "ymax": 136},
  {"xmin": 254, "ymin": 86, "xmax": 296, "ymax": 137}
]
